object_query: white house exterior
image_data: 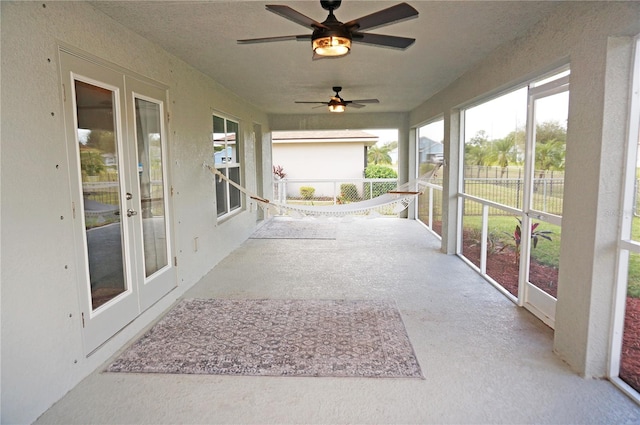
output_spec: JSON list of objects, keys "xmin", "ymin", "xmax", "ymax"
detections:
[{"xmin": 272, "ymin": 130, "xmax": 378, "ymax": 198}]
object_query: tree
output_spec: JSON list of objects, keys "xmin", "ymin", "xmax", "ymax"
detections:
[
  {"xmin": 465, "ymin": 131, "xmax": 490, "ymax": 177},
  {"xmin": 367, "ymin": 143, "xmax": 393, "ymax": 165},
  {"xmin": 465, "ymin": 144, "xmax": 490, "ymax": 177},
  {"xmin": 535, "ymin": 139, "xmax": 565, "ymax": 177},
  {"xmin": 384, "ymin": 140, "xmax": 398, "ymax": 151},
  {"xmin": 503, "ymin": 129, "xmax": 526, "ymax": 162},
  {"xmin": 84, "ymin": 129, "xmax": 116, "ymax": 154},
  {"xmin": 535, "ymin": 121, "xmax": 566, "ymax": 177},
  {"xmin": 536, "ymin": 121, "xmax": 566, "ymax": 145},
  {"xmin": 487, "ymin": 137, "xmax": 516, "ymax": 177},
  {"xmin": 468, "ymin": 130, "xmax": 489, "ymax": 146}
]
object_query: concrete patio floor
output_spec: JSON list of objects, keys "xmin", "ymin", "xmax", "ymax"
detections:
[{"xmin": 34, "ymin": 217, "xmax": 640, "ymax": 424}]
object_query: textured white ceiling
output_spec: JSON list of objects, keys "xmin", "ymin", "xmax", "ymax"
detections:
[{"xmin": 90, "ymin": 1, "xmax": 561, "ymax": 115}]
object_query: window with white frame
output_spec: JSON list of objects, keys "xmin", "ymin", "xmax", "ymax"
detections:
[{"xmin": 212, "ymin": 115, "xmax": 241, "ymax": 217}]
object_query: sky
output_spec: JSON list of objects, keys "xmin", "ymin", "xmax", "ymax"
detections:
[
  {"xmin": 365, "ymin": 85, "xmax": 568, "ymax": 148},
  {"xmin": 364, "ymin": 129, "xmax": 398, "ymax": 146},
  {"xmin": 464, "ymin": 86, "xmax": 569, "ymax": 141}
]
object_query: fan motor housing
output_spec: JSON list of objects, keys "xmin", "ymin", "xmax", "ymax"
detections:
[{"xmin": 320, "ymin": 0, "xmax": 341, "ymax": 11}]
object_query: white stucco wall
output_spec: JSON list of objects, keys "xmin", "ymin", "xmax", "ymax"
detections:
[
  {"xmin": 272, "ymin": 142, "xmax": 367, "ymax": 197},
  {"xmin": 0, "ymin": 2, "xmax": 270, "ymax": 424},
  {"xmin": 409, "ymin": 2, "xmax": 640, "ymax": 377}
]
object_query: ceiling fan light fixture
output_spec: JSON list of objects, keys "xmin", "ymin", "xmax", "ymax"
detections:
[
  {"xmin": 328, "ymin": 103, "xmax": 346, "ymax": 113},
  {"xmin": 312, "ymin": 35, "xmax": 351, "ymax": 57}
]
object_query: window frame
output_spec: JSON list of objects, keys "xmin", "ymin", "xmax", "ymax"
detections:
[
  {"xmin": 212, "ymin": 113, "xmax": 242, "ymax": 218},
  {"xmin": 611, "ymin": 36, "xmax": 640, "ymax": 404}
]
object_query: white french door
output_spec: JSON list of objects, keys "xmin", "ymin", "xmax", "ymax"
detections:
[
  {"xmin": 60, "ymin": 50, "xmax": 176, "ymax": 353},
  {"xmin": 519, "ymin": 72, "xmax": 570, "ymax": 327}
]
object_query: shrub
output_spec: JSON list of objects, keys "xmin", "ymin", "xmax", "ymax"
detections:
[
  {"xmin": 299, "ymin": 186, "xmax": 315, "ymax": 200},
  {"xmin": 340, "ymin": 183, "xmax": 359, "ymax": 202},
  {"xmin": 364, "ymin": 164, "xmax": 397, "ymax": 179}
]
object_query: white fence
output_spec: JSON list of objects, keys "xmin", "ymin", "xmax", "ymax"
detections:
[{"xmin": 273, "ymin": 178, "xmax": 398, "ymax": 205}]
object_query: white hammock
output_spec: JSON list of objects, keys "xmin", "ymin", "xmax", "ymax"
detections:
[{"xmin": 206, "ymin": 164, "xmax": 438, "ymax": 218}]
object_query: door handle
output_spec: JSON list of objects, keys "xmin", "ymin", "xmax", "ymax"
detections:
[{"xmin": 126, "ymin": 208, "xmax": 138, "ymax": 217}]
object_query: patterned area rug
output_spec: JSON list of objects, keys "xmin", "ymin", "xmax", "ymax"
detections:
[
  {"xmin": 107, "ymin": 299, "xmax": 423, "ymax": 378},
  {"xmin": 250, "ymin": 219, "xmax": 337, "ymax": 239}
]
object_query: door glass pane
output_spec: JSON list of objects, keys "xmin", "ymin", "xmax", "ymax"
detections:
[
  {"xmin": 75, "ymin": 80, "xmax": 126, "ymax": 309},
  {"xmin": 630, "ymin": 125, "xmax": 640, "ymax": 242},
  {"xmin": 526, "ymin": 89, "xmax": 567, "ymax": 299},
  {"xmin": 527, "ymin": 221, "xmax": 560, "ymax": 298},
  {"xmin": 532, "ymin": 92, "xmax": 568, "ymax": 216},
  {"xmin": 135, "ymin": 98, "xmax": 168, "ymax": 277},
  {"xmin": 620, "ymin": 60, "xmax": 640, "ymax": 392},
  {"xmin": 621, "ymin": 251, "xmax": 640, "ymax": 393}
]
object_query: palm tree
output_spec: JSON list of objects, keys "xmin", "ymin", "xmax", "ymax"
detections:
[
  {"xmin": 465, "ymin": 144, "xmax": 490, "ymax": 177},
  {"xmin": 367, "ymin": 144, "xmax": 392, "ymax": 165},
  {"xmin": 487, "ymin": 137, "xmax": 515, "ymax": 178},
  {"xmin": 535, "ymin": 139, "xmax": 565, "ymax": 177}
]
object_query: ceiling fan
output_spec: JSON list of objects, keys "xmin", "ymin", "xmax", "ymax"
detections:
[
  {"xmin": 295, "ymin": 86, "xmax": 379, "ymax": 113},
  {"xmin": 238, "ymin": 0, "xmax": 418, "ymax": 58}
]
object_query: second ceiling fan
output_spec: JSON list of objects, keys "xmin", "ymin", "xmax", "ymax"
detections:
[
  {"xmin": 295, "ymin": 86, "xmax": 379, "ymax": 113},
  {"xmin": 238, "ymin": 1, "xmax": 419, "ymax": 58}
]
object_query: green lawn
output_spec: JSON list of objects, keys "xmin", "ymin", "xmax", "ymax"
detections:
[{"xmin": 462, "ymin": 214, "xmax": 560, "ymax": 266}]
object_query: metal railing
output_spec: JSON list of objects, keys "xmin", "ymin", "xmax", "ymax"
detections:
[
  {"xmin": 417, "ymin": 182, "xmax": 443, "ymax": 237},
  {"xmin": 463, "ymin": 178, "xmax": 564, "ymax": 215},
  {"xmin": 273, "ymin": 178, "xmax": 398, "ymax": 205}
]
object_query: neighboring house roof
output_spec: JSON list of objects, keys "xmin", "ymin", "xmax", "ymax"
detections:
[
  {"xmin": 419, "ymin": 136, "xmax": 444, "ymax": 154},
  {"xmin": 273, "ymin": 130, "xmax": 378, "ymax": 146}
]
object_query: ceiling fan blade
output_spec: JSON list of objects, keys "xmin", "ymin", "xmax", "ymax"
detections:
[
  {"xmin": 348, "ymin": 103, "xmax": 366, "ymax": 109},
  {"xmin": 238, "ymin": 34, "xmax": 311, "ymax": 44},
  {"xmin": 344, "ymin": 3, "xmax": 418, "ymax": 32},
  {"xmin": 352, "ymin": 32, "xmax": 415, "ymax": 49},
  {"xmin": 347, "ymin": 99, "xmax": 380, "ymax": 104},
  {"xmin": 266, "ymin": 5, "xmax": 328, "ymax": 29},
  {"xmin": 295, "ymin": 101, "xmax": 328, "ymax": 105}
]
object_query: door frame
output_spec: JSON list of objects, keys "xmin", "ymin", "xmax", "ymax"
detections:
[
  {"xmin": 59, "ymin": 46, "xmax": 176, "ymax": 354},
  {"xmin": 126, "ymin": 79, "xmax": 176, "ymax": 312},
  {"xmin": 519, "ymin": 72, "xmax": 570, "ymax": 327}
]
